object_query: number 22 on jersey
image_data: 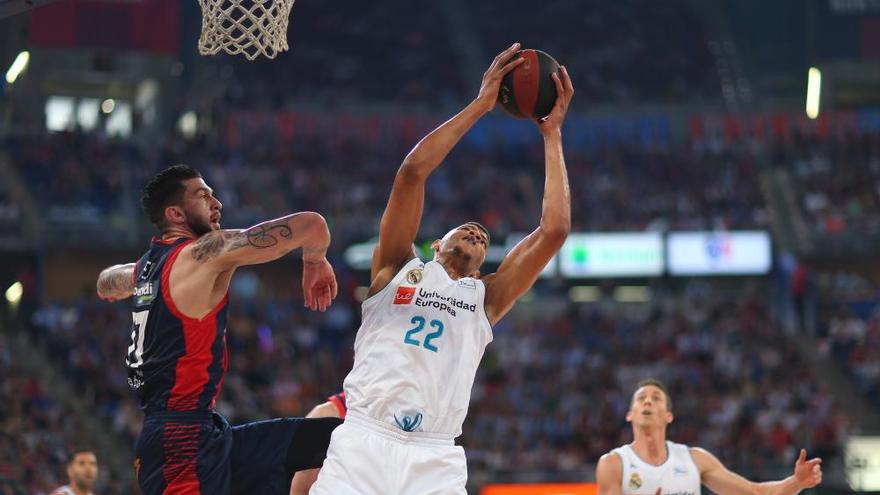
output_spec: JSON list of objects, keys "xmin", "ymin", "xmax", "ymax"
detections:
[{"xmin": 403, "ymin": 316, "xmax": 444, "ymax": 352}]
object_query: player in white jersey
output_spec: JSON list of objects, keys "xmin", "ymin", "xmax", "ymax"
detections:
[
  {"xmin": 50, "ymin": 448, "xmax": 98, "ymax": 495},
  {"xmin": 310, "ymin": 42, "xmax": 573, "ymax": 495},
  {"xmin": 597, "ymin": 380, "xmax": 823, "ymax": 495}
]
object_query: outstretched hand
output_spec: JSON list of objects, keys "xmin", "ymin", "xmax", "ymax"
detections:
[
  {"xmin": 302, "ymin": 258, "xmax": 338, "ymax": 312},
  {"xmin": 476, "ymin": 42, "xmax": 526, "ymax": 113},
  {"xmin": 793, "ymin": 449, "xmax": 822, "ymax": 489},
  {"xmin": 537, "ymin": 65, "xmax": 574, "ymax": 136}
]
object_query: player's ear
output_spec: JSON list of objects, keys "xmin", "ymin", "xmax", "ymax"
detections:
[
  {"xmin": 431, "ymin": 239, "xmax": 441, "ymax": 252},
  {"xmin": 625, "ymin": 409, "xmax": 633, "ymax": 423},
  {"xmin": 165, "ymin": 205, "xmax": 185, "ymax": 225},
  {"xmin": 666, "ymin": 411, "xmax": 674, "ymax": 424}
]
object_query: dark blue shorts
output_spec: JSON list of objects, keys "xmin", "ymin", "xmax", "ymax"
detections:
[{"xmin": 134, "ymin": 411, "xmax": 339, "ymax": 495}]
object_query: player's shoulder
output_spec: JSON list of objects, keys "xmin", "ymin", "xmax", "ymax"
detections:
[
  {"xmin": 597, "ymin": 450, "xmax": 623, "ymax": 468},
  {"xmin": 686, "ymin": 445, "xmax": 711, "ymax": 457},
  {"xmin": 684, "ymin": 445, "xmax": 716, "ymax": 471},
  {"xmin": 668, "ymin": 439, "xmax": 693, "ymax": 452},
  {"xmin": 50, "ymin": 486, "xmax": 74, "ymax": 495},
  {"xmin": 596, "ymin": 451, "xmax": 623, "ymax": 481}
]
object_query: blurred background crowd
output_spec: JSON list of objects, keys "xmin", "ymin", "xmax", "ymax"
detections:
[{"xmin": 1, "ymin": 0, "xmax": 880, "ymax": 493}]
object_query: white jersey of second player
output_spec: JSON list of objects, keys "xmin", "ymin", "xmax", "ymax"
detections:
[
  {"xmin": 50, "ymin": 486, "xmax": 94, "ymax": 495},
  {"xmin": 611, "ymin": 441, "xmax": 701, "ymax": 495},
  {"xmin": 343, "ymin": 258, "xmax": 493, "ymax": 437}
]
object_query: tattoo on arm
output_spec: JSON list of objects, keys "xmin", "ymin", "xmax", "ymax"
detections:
[
  {"xmin": 190, "ymin": 224, "xmax": 295, "ymax": 263},
  {"xmin": 243, "ymin": 224, "xmax": 293, "ymax": 248},
  {"xmin": 97, "ymin": 265, "xmax": 135, "ymax": 297}
]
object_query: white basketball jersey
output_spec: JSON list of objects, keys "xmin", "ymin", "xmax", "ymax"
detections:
[
  {"xmin": 50, "ymin": 486, "xmax": 92, "ymax": 495},
  {"xmin": 612, "ymin": 442, "xmax": 701, "ymax": 495},
  {"xmin": 343, "ymin": 258, "xmax": 493, "ymax": 437}
]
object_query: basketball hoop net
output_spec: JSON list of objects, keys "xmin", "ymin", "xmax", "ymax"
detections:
[{"xmin": 198, "ymin": 0, "xmax": 295, "ymax": 60}]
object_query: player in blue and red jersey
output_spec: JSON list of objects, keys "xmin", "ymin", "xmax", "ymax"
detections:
[{"xmin": 96, "ymin": 165, "xmax": 341, "ymax": 495}]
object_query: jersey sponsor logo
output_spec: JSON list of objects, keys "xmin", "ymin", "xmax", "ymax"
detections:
[
  {"xmin": 138, "ymin": 260, "xmax": 154, "ymax": 281},
  {"xmin": 629, "ymin": 472, "xmax": 643, "ymax": 490},
  {"xmin": 393, "ymin": 411, "xmax": 423, "ymax": 432},
  {"xmin": 413, "ymin": 288, "xmax": 476, "ymax": 317},
  {"xmin": 394, "ymin": 286, "xmax": 416, "ymax": 304},
  {"xmin": 134, "ymin": 283, "xmax": 155, "ymax": 303},
  {"xmin": 128, "ymin": 375, "xmax": 145, "ymax": 389},
  {"xmin": 458, "ymin": 279, "xmax": 477, "ymax": 290},
  {"xmin": 673, "ymin": 466, "xmax": 689, "ymax": 476},
  {"xmin": 405, "ymin": 268, "xmax": 423, "ymax": 285}
]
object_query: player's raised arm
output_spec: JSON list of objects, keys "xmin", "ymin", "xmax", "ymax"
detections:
[
  {"xmin": 483, "ymin": 66, "xmax": 573, "ymax": 325},
  {"xmin": 96, "ymin": 263, "xmax": 136, "ymax": 301},
  {"xmin": 693, "ymin": 447, "xmax": 822, "ymax": 495},
  {"xmin": 370, "ymin": 43, "xmax": 526, "ymax": 289}
]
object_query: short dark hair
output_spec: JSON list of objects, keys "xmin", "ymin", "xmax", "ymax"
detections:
[
  {"xmin": 634, "ymin": 378, "xmax": 672, "ymax": 411},
  {"xmin": 141, "ymin": 165, "xmax": 201, "ymax": 231},
  {"xmin": 463, "ymin": 221, "xmax": 491, "ymax": 243},
  {"xmin": 66, "ymin": 447, "xmax": 96, "ymax": 465}
]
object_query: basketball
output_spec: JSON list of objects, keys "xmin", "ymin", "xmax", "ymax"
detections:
[{"xmin": 498, "ymin": 49, "xmax": 561, "ymax": 119}]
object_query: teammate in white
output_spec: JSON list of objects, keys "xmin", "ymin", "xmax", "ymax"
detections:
[
  {"xmin": 597, "ymin": 380, "xmax": 824, "ymax": 495},
  {"xmin": 310, "ymin": 42, "xmax": 574, "ymax": 495},
  {"xmin": 50, "ymin": 448, "xmax": 98, "ymax": 495}
]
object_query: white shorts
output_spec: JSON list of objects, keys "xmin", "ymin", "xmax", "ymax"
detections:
[{"xmin": 309, "ymin": 411, "xmax": 468, "ymax": 495}]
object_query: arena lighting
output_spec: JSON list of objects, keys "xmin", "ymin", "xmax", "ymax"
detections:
[
  {"xmin": 806, "ymin": 67, "xmax": 821, "ymax": 119},
  {"xmin": 613, "ymin": 286, "xmax": 652, "ymax": 303},
  {"xmin": 178, "ymin": 111, "xmax": 198, "ymax": 138},
  {"xmin": 847, "ymin": 436, "xmax": 880, "ymax": 490},
  {"xmin": 569, "ymin": 286, "xmax": 601, "ymax": 302},
  {"xmin": 5, "ymin": 51, "xmax": 30, "ymax": 84},
  {"xmin": 5, "ymin": 282, "xmax": 23, "ymax": 304},
  {"xmin": 101, "ymin": 99, "xmax": 115, "ymax": 114}
]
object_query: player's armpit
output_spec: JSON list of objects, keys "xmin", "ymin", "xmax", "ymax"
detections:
[
  {"xmin": 596, "ymin": 452, "xmax": 623, "ymax": 495},
  {"xmin": 96, "ymin": 263, "xmax": 136, "ymax": 301}
]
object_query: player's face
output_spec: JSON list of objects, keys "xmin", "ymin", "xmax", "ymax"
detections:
[
  {"xmin": 67, "ymin": 452, "xmax": 98, "ymax": 489},
  {"xmin": 434, "ymin": 224, "xmax": 489, "ymax": 277},
  {"xmin": 626, "ymin": 385, "xmax": 673, "ymax": 428},
  {"xmin": 180, "ymin": 178, "xmax": 222, "ymax": 236}
]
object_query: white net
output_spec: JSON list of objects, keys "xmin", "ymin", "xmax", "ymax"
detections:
[{"xmin": 198, "ymin": 0, "xmax": 295, "ymax": 60}]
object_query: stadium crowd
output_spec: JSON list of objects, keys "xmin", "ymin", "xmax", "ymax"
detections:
[
  {"xmin": 3, "ymin": 123, "xmax": 768, "ymax": 248},
  {"xmin": 198, "ymin": 0, "xmax": 718, "ymax": 110},
  {"xmin": 784, "ymin": 132, "xmax": 880, "ymax": 238},
  {"xmin": 9, "ymin": 115, "xmax": 880, "ymax": 250},
  {"xmin": 19, "ymin": 279, "xmax": 846, "ymax": 488},
  {"xmin": 0, "ymin": 330, "xmax": 131, "ymax": 494},
  {"xmin": 818, "ymin": 271, "xmax": 880, "ymax": 410},
  {"xmin": 470, "ymin": 0, "xmax": 719, "ymax": 105}
]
